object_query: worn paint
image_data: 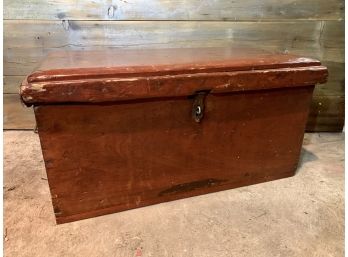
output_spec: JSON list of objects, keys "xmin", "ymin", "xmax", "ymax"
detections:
[
  {"xmin": 28, "ymin": 83, "xmax": 47, "ymax": 92},
  {"xmin": 158, "ymin": 179, "xmax": 228, "ymax": 196}
]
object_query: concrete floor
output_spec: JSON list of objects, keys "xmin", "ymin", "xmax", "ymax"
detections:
[{"xmin": 4, "ymin": 131, "xmax": 344, "ymax": 257}]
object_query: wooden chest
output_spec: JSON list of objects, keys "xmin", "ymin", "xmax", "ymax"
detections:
[{"xmin": 20, "ymin": 47, "xmax": 328, "ymax": 224}]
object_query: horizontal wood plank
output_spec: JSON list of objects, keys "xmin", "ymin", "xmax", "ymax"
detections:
[
  {"xmin": 4, "ymin": 20, "xmax": 344, "ymax": 76},
  {"xmin": 4, "ymin": 0, "xmax": 344, "ymax": 21},
  {"xmin": 4, "ymin": 94, "xmax": 36, "ymax": 130},
  {"xmin": 20, "ymin": 67, "xmax": 329, "ymax": 105},
  {"xmin": 313, "ymin": 61, "xmax": 344, "ymax": 96},
  {"xmin": 3, "ymin": 60, "xmax": 344, "ymax": 97},
  {"xmin": 4, "ymin": 61, "xmax": 343, "ymax": 98},
  {"xmin": 3, "ymin": 20, "xmax": 344, "ymax": 131},
  {"xmin": 4, "ymin": 76, "xmax": 24, "ymax": 93},
  {"xmin": 4, "ymin": 93, "xmax": 344, "ymax": 131},
  {"xmin": 306, "ymin": 95, "xmax": 344, "ymax": 131}
]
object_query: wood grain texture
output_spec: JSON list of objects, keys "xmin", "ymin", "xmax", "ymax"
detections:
[
  {"xmin": 19, "ymin": 47, "xmax": 328, "ymax": 105},
  {"xmin": 5, "ymin": 63, "xmax": 343, "ymax": 97},
  {"xmin": 313, "ymin": 61, "xmax": 344, "ymax": 96},
  {"xmin": 4, "ymin": 20, "xmax": 344, "ymax": 76},
  {"xmin": 4, "ymin": 76, "xmax": 23, "ymax": 93},
  {"xmin": 26, "ymin": 47, "xmax": 321, "ymax": 80},
  {"xmin": 4, "ymin": 94, "xmax": 35, "ymax": 130},
  {"xmin": 7, "ymin": 93, "xmax": 342, "ymax": 131},
  {"xmin": 307, "ymin": 96, "xmax": 345, "ymax": 132},
  {"xmin": 35, "ymin": 86, "xmax": 314, "ymax": 223},
  {"xmin": 3, "ymin": 0, "xmax": 344, "ymax": 132},
  {"xmin": 4, "ymin": 0, "xmax": 344, "ymax": 20},
  {"xmin": 21, "ymin": 67, "xmax": 328, "ymax": 105}
]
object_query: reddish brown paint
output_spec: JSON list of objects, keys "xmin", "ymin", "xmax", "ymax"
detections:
[
  {"xmin": 21, "ymin": 66, "xmax": 327, "ymax": 105},
  {"xmin": 20, "ymin": 47, "xmax": 327, "ymax": 223},
  {"xmin": 26, "ymin": 47, "xmax": 321, "ymax": 83}
]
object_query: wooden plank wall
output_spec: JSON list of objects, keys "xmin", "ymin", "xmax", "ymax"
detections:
[{"xmin": 4, "ymin": 0, "xmax": 345, "ymax": 131}]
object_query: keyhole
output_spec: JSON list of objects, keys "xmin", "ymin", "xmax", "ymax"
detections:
[
  {"xmin": 196, "ymin": 106, "xmax": 202, "ymax": 116},
  {"xmin": 192, "ymin": 91, "xmax": 208, "ymax": 123},
  {"xmin": 193, "ymin": 104, "xmax": 204, "ymax": 122}
]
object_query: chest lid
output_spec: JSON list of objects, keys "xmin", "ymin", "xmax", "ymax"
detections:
[{"xmin": 20, "ymin": 47, "xmax": 328, "ymax": 105}]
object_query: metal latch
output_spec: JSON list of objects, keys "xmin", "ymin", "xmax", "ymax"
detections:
[{"xmin": 192, "ymin": 91, "xmax": 208, "ymax": 123}]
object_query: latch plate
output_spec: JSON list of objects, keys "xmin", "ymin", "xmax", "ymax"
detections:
[{"xmin": 192, "ymin": 91, "xmax": 208, "ymax": 122}]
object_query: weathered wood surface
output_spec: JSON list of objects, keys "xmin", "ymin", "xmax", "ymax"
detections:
[
  {"xmin": 3, "ymin": 0, "xmax": 344, "ymax": 132},
  {"xmin": 4, "ymin": 0, "xmax": 344, "ymax": 21},
  {"xmin": 4, "ymin": 19, "xmax": 344, "ymax": 131},
  {"xmin": 4, "ymin": 20, "xmax": 344, "ymax": 75},
  {"xmin": 4, "ymin": 76, "xmax": 23, "ymax": 93},
  {"xmin": 4, "ymin": 61, "xmax": 343, "ymax": 97},
  {"xmin": 5, "ymin": 94, "xmax": 341, "ymax": 131},
  {"xmin": 21, "ymin": 67, "xmax": 327, "ymax": 105},
  {"xmin": 35, "ymin": 86, "xmax": 314, "ymax": 223},
  {"xmin": 4, "ymin": 94, "xmax": 36, "ymax": 130},
  {"xmin": 20, "ymin": 47, "xmax": 327, "ymax": 106},
  {"xmin": 307, "ymin": 96, "xmax": 345, "ymax": 132},
  {"xmin": 26, "ymin": 47, "xmax": 322, "ymax": 79},
  {"xmin": 314, "ymin": 61, "xmax": 344, "ymax": 96}
]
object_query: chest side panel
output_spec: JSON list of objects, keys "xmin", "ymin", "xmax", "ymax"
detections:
[{"xmin": 35, "ymin": 86, "xmax": 314, "ymax": 223}]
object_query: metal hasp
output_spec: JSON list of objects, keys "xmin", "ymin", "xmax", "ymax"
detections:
[{"xmin": 192, "ymin": 91, "xmax": 208, "ymax": 122}]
